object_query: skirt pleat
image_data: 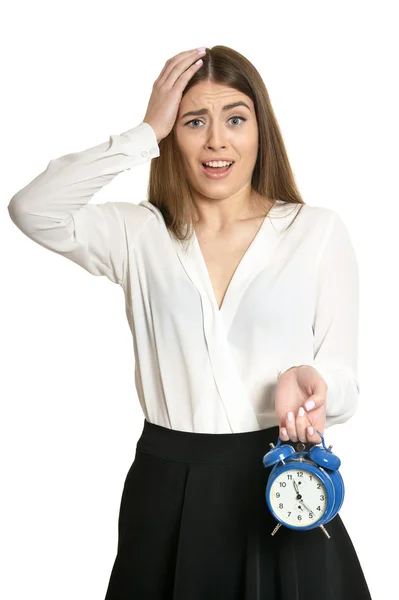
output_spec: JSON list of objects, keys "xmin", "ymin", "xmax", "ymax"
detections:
[{"xmin": 104, "ymin": 419, "xmax": 372, "ymax": 600}]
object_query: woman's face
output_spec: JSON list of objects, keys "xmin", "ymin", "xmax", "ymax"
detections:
[{"xmin": 175, "ymin": 81, "xmax": 259, "ymax": 204}]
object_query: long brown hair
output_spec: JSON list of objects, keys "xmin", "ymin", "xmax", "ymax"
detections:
[{"xmin": 146, "ymin": 45, "xmax": 305, "ymax": 241}]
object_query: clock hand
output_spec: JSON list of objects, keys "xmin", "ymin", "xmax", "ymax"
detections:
[
  {"xmin": 299, "ymin": 498, "xmax": 314, "ymax": 514},
  {"xmin": 293, "ymin": 479, "xmax": 314, "ymax": 514}
]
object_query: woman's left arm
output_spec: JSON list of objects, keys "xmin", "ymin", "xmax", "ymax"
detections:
[{"xmin": 279, "ymin": 210, "xmax": 360, "ymax": 427}]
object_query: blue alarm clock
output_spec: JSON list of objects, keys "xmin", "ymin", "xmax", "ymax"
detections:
[{"xmin": 262, "ymin": 431, "xmax": 344, "ymax": 539}]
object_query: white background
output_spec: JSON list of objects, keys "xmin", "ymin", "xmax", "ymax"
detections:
[{"xmin": 2, "ymin": 1, "xmax": 397, "ymax": 598}]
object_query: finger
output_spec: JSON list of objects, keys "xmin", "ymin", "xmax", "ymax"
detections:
[
  {"xmin": 160, "ymin": 48, "xmax": 206, "ymax": 88},
  {"xmin": 156, "ymin": 49, "xmax": 200, "ymax": 84},
  {"xmin": 281, "ymin": 423, "xmax": 322, "ymax": 445},
  {"xmin": 306, "ymin": 425, "xmax": 323, "ymax": 445},
  {"xmin": 303, "ymin": 393, "xmax": 324, "ymax": 413},
  {"xmin": 173, "ymin": 58, "xmax": 205, "ymax": 95},
  {"xmin": 296, "ymin": 407, "xmax": 308, "ymax": 443},
  {"xmin": 285, "ymin": 411, "xmax": 297, "ymax": 442},
  {"xmin": 279, "ymin": 427, "xmax": 289, "ymax": 442},
  {"xmin": 304, "ymin": 377, "xmax": 327, "ymax": 412}
]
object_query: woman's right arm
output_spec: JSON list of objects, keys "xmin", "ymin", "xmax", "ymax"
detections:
[
  {"xmin": 7, "ymin": 121, "xmax": 160, "ymax": 285},
  {"xmin": 7, "ymin": 47, "xmax": 206, "ymax": 285}
]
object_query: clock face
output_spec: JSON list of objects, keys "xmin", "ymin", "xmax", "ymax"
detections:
[{"xmin": 269, "ymin": 465, "xmax": 328, "ymax": 527}]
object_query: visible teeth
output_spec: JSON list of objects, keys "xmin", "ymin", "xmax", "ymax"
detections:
[{"xmin": 204, "ymin": 160, "xmax": 233, "ymax": 167}]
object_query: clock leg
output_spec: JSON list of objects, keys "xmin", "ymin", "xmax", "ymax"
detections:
[
  {"xmin": 271, "ymin": 522, "xmax": 282, "ymax": 536},
  {"xmin": 319, "ymin": 524, "xmax": 331, "ymax": 539}
]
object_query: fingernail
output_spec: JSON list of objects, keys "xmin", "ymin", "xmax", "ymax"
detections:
[
  {"xmin": 195, "ymin": 58, "xmax": 203, "ymax": 64},
  {"xmin": 197, "ymin": 47, "xmax": 206, "ymax": 53},
  {"xmin": 307, "ymin": 426, "xmax": 314, "ymax": 435},
  {"xmin": 287, "ymin": 411, "xmax": 294, "ymax": 422},
  {"xmin": 305, "ymin": 400, "xmax": 315, "ymax": 411},
  {"xmin": 298, "ymin": 407, "xmax": 305, "ymax": 417},
  {"xmin": 281, "ymin": 428, "xmax": 287, "ymax": 437}
]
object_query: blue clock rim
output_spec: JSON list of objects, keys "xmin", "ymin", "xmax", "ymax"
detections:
[{"xmin": 265, "ymin": 461, "xmax": 336, "ymax": 530}]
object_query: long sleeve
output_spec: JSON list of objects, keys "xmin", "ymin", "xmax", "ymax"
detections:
[
  {"xmin": 278, "ymin": 210, "xmax": 360, "ymax": 427},
  {"xmin": 7, "ymin": 121, "xmax": 160, "ymax": 285}
]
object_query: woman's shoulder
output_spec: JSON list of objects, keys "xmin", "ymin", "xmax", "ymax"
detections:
[
  {"xmin": 113, "ymin": 199, "xmax": 164, "ymax": 235},
  {"xmin": 268, "ymin": 200, "xmax": 336, "ymax": 232},
  {"xmin": 284, "ymin": 201, "xmax": 342, "ymax": 226}
]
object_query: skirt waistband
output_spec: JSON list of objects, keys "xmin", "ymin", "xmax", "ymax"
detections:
[{"xmin": 136, "ymin": 419, "xmax": 315, "ymax": 465}]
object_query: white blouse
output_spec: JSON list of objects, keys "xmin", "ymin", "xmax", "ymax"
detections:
[{"xmin": 8, "ymin": 121, "xmax": 360, "ymax": 434}]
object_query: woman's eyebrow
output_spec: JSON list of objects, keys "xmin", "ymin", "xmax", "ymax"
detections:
[{"xmin": 180, "ymin": 101, "xmax": 251, "ymax": 119}]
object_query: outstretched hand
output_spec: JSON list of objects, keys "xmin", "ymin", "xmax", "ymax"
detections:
[{"xmin": 275, "ymin": 366, "xmax": 327, "ymax": 444}]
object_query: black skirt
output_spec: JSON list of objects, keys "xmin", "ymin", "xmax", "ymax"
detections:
[{"xmin": 104, "ymin": 419, "xmax": 372, "ymax": 600}]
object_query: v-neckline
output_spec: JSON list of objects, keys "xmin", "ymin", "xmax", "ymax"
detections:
[
  {"xmin": 161, "ymin": 199, "xmax": 300, "ymax": 332},
  {"xmin": 192, "ymin": 213, "xmax": 269, "ymax": 313}
]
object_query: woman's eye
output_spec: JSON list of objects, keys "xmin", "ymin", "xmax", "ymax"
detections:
[
  {"xmin": 186, "ymin": 116, "xmax": 247, "ymax": 128},
  {"xmin": 229, "ymin": 116, "xmax": 246, "ymax": 126}
]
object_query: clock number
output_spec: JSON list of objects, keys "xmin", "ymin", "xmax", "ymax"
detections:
[
  {"xmin": 317, "ymin": 505, "xmax": 321, "ymax": 511},
  {"xmin": 317, "ymin": 483, "xmax": 321, "ymax": 489},
  {"xmin": 287, "ymin": 474, "xmax": 292, "ymax": 480},
  {"xmin": 320, "ymin": 495, "xmax": 325, "ymax": 501},
  {"xmin": 287, "ymin": 512, "xmax": 291, "ymax": 517},
  {"xmin": 297, "ymin": 471, "xmax": 303, "ymax": 477},
  {"xmin": 279, "ymin": 482, "xmax": 287, "ymax": 487},
  {"xmin": 309, "ymin": 513, "xmax": 314, "ymax": 519},
  {"xmin": 279, "ymin": 503, "xmax": 284, "ymax": 509},
  {"xmin": 309, "ymin": 475, "xmax": 313, "ymax": 481},
  {"xmin": 297, "ymin": 515, "xmax": 302, "ymax": 521},
  {"xmin": 276, "ymin": 492, "xmax": 280, "ymax": 498}
]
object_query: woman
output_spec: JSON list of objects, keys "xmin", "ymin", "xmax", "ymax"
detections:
[{"xmin": 8, "ymin": 46, "xmax": 372, "ymax": 599}]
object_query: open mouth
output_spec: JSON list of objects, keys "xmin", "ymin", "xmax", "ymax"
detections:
[{"xmin": 200, "ymin": 162, "xmax": 235, "ymax": 176}]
